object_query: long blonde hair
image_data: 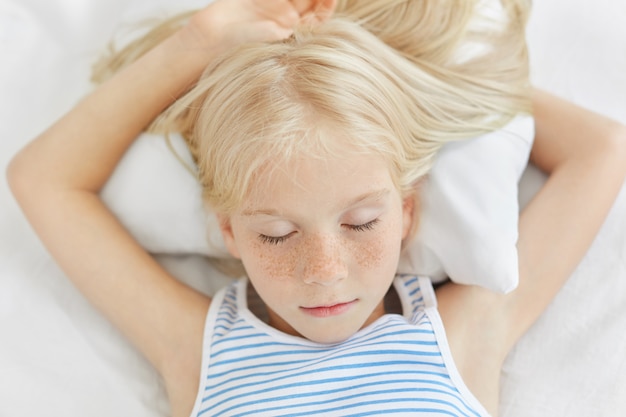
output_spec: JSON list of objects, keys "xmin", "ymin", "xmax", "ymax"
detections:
[
  {"xmin": 91, "ymin": 2, "xmax": 532, "ymax": 275},
  {"xmin": 92, "ymin": 0, "xmax": 534, "ymax": 208},
  {"xmin": 334, "ymin": 0, "xmax": 532, "ymax": 117},
  {"xmin": 92, "ymin": 1, "xmax": 532, "ymax": 123},
  {"xmin": 150, "ymin": 18, "xmax": 515, "ymax": 214}
]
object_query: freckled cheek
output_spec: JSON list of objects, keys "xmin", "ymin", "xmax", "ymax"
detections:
[
  {"xmin": 243, "ymin": 241, "xmax": 298, "ymax": 282},
  {"xmin": 244, "ymin": 237, "xmax": 344, "ymax": 282},
  {"xmin": 351, "ymin": 239, "xmax": 384, "ymax": 270},
  {"xmin": 241, "ymin": 224, "xmax": 402, "ymax": 282},
  {"xmin": 350, "ymin": 227, "xmax": 402, "ymax": 271}
]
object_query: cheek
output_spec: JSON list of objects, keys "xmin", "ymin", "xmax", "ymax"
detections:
[
  {"xmin": 355, "ymin": 223, "xmax": 403, "ymax": 271},
  {"xmin": 243, "ymin": 240, "xmax": 298, "ymax": 282},
  {"xmin": 349, "ymin": 235, "xmax": 385, "ymax": 270}
]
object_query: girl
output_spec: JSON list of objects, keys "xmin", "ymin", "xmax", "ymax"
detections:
[{"xmin": 7, "ymin": 1, "xmax": 626, "ymax": 416}]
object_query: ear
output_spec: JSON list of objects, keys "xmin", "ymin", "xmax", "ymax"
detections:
[
  {"xmin": 217, "ymin": 214, "xmax": 241, "ymax": 259},
  {"xmin": 401, "ymin": 193, "xmax": 418, "ymax": 241}
]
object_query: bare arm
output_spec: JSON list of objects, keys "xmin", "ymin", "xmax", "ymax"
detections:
[
  {"xmin": 7, "ymin": 15, "xmax": 213, "ymax": 375},
  {"xmin": 6, "ymin": 1, "xmax": 306, "ymax": 415},
  {"xmin": 438, "ymin": 89, "xmax": 626, "ymax": 414},
  {"xmin": 511, "ymin": 89, "xmax": 626, "ymax": 339}
]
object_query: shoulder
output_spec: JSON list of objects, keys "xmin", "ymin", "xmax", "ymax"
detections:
[
  {"xmin": 434, "ymin": 277, "xmax": 561, "ymax": 413},
  {"xmin": 434, "ymin": 282, "xmax": 514, "ymax": 415},
  {"xmin": 163, "ymin": 281, "xmax": 238, "ymax": 417}
]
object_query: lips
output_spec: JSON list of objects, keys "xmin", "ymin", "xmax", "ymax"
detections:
[{"xmin": 300, "ymin": 300, "xmax": 357, "ymax": 318}]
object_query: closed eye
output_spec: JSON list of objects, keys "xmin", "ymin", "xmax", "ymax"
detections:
[
  {"xmin": 258, "ymin": 233, "xmax": 293, "ymax": 245},
  {"xmin": 345, "ymin": 218, "xmax": 380, "ymax": 232},
  {"xmin": 259, "ymin": 219, "xmax": 379, "ymax": 244}
]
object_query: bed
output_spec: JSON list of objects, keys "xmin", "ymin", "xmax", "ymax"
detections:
[{"xmin": 1, "ymin": 0, "xmax": 625, "ymax": 416}]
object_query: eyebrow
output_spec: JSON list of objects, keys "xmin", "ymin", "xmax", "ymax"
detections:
[
  {"xmin": 345, "ymin": 188, "xmax": 390, "ymax": 208},
  {"xmin": 241, "ymin": 188, "xmax": 391, "ymax": 217}
]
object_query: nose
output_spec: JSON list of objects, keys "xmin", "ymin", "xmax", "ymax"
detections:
[{"xmin": 300, "ymin": 233, "xmax": 348, "ymax": 286}]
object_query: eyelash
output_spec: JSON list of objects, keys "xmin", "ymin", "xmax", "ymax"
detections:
[
  {"xmin": 257, "ymin": 219, "xmax": 380, "ymax": 245},
  {"xmin": 347, "ymin": 218, "xmax": 380, "ymax": 232},
  {"xmin": 258, "ymin": 234, "xmax": 290, "ymax": 245}
]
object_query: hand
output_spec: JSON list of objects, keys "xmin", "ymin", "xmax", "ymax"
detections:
[
  {"xmin": 292, "ymin": 0, "xmax": 337, "ymax": 23},
  {"xmin": 183, "ymin": 0, "xmax": 336, "ymax": 53}
]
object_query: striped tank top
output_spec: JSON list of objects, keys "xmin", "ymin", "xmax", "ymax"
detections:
[{"xmin": 189, "ymin": 275, "xmax": 490, "ymax": 417}]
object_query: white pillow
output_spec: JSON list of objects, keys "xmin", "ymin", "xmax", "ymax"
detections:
[
  {"xmin": 101, "ymin": 115, "xmax": 534, "ymax": 293},
  {"xmin": 397, "ymin": 115, "xmax": 534, "ymax": 292},
  {"xmin": 100, "ymin": 132, "xmax": 230, "ymax": 258}
]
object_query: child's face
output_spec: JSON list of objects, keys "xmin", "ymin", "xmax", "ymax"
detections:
[{"xmin": 219, "ymin": 150, "xmax": 414, "ymax": 344}]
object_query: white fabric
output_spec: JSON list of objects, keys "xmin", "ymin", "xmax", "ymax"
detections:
[
  {"xmin": 1, "ymin": 1, "xmax": 625, "ymax": 416},
  {"xmin": 398, "ymin": 116, "xmax": 534, "ymax": 292},
  {"xmin": 101, "ymin": 132, "xmax": 230, "ymax": 257}
]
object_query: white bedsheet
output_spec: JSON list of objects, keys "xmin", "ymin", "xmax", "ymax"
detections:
[{"xmin": 1, "ymin": 1, "xmax": 625, "ymax": 416}]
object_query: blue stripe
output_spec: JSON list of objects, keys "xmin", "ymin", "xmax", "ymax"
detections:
[
  {"xmin": 211, "ymin": 341, "xmax": 286, "ymax": 358},
  {"xmin": 210, "ymin": 346, "xmax": 327, "ymax": 368},
  {"xmin": 206, "ymin": 357, "xmax": 449, "ymax": 390},
  {"xmin": 302, "ymin": 398, "xmax": 472, "ymax": 417},
  {"xmin": 209, "ymin": 394, "xmax": 474, "ymax": 417},
  {"xmin": 226, "ymin": 387, "xmax": 470, "ymax": 417},
  {"xmin": 214, "ymin": 315, "xmax": 240, "ymax": 326},
  {"xmin": 211, "ymin": 331, "xmax": 270, "ymax": 347},
  {"xmin": 203, "ymin": 369, "xmax": 458, "ymax": 414},
  {"xmin": 212, "ymin": 324, "xmax": 437, "ymax": 357},
  {"xmin": 402, "ymin": 276, "xmax": 419, "ymax": 287},
  {"xmin": 209, "ymin": 344, "xmax": 443, "ymax": 370},
  {"xmin": 211, "ymin": 333, "xmax": 440, "ymax": 360}
]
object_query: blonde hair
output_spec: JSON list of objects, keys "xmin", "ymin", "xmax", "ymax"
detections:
[
  {"xmin": 334, "ymin": 0, "xmax": 532, "ymax": 117},
  {"xmin": 153, "ymin": 19, "xmax": 499, "ymax": 214},
  {"xmin": 93, "ymin": 1, "xmax": 532, "ymax": 121},
  {"xmin": 91, "ymin": 2, "xmax": 532, "ymax": 275}
]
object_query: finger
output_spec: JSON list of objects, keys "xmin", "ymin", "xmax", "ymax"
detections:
[
  {"xmin": 245, "ymin": 21, "xmax": 294, "ymax": 42},
  {"xmin": 258, "ymin": 0, "xmax": 300, "ymax": 28},
  {"xmin": 292, "ymin": 0, "xmax": 336, "ymax": 23},
  {"xmin": 291, "ymin": 0, "xmax": 313, "ymax": 15},
  {"xmin": 313, "ymin": 0, "xmax": 337, "ymax": 21}
]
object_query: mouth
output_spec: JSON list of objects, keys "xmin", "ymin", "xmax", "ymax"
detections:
[{"xmin": 300, "ymin": 300, "xmax": 358, "ymax": 318}]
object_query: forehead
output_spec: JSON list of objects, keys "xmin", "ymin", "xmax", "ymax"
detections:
[{"xmin": 241, "ymin": 151, "xmax": 397, "ymax": 215}]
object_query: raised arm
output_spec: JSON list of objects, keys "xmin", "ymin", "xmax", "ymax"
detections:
[
  {"xmin": 437, "ymin": 89, "xmax": 626, "ymax": 414},
  {"xmin": 6, "ymin": 1, "xmax": 310, "ymax": 415},
  {"xmin": 511, "ymin": 89, "xmax": 626, "ymax": 333}
]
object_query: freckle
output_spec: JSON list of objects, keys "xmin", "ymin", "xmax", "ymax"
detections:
[
  {"xmin": 252, "ymin": 240, "xmax": 295, "ymax": 281},
  {"xmin": 356, "ymin": 240, "xmax": 384, "ymax": 269},
  {"xmin": 350, "ymin": 227, "xmax": 396, "ymax": 270}
]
